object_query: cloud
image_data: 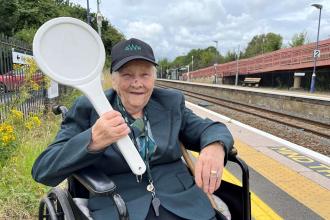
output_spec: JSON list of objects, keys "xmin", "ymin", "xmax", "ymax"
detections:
[
  {"xmin": 70, "ymin": 0, "xmax": 330, "ymax": 61},
  {"xmin": 126, "ymin": 22, "xmax": 164, "ymax": 39}
]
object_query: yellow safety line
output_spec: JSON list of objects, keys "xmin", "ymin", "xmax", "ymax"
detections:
[
  {"xmin": 223, "ymin": 169, "xmax": 283, "ymax": 220},
  {"xmin": 190, "ymin": 151, "xmax": 282, "ymax": 219},
  {"xmin": 234, "ymin": 139, "xmax": 330, "ymax": 219}
]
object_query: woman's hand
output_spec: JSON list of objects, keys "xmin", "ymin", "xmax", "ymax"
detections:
[
  {"xmin": 194, "ymin": 142, "xmax": 225, "ymax": 194},
  {"xmin": 88, "ymin": 110, "xmax": 130, "ymax": 152}
]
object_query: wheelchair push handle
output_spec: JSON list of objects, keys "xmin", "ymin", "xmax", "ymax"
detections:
[{"xmin": 52, "ymin": 105, "xmax": 68, "ymax": 119}]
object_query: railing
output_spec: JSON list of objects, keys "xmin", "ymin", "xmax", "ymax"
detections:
[
  {"xmin": 184, "ymin": 38, "xmax": 330, "ymax": 80},
  {"xmin": 0, "ymin": 34, "xmax": 46, "ymax": 121}
]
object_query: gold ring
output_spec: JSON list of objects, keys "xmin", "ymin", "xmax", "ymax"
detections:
[{"xmin": 210, "ymin": 170, "xmax": 218, "ymax": 177}]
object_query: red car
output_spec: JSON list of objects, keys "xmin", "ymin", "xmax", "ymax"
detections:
[{"xmin": 0, "ymin": 70, "xmax": 43, "ymax": 94}]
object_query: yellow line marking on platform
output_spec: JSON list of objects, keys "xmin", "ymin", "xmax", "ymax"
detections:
[
  {"xmin": 234, "ymin": 139, "xmax": 330, "ymax": 219},
  {"xmin": 223, "ymin": 169, "xmax": 283, "ymax": 220},
  {"xmin": 190, "ymin": 151, "xmax": 282, "ymax": 219}
]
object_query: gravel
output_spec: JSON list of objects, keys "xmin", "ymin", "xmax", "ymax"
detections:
[{"xmin": 185, "ymin": 96, "xmax": 330, "ymax": 157}]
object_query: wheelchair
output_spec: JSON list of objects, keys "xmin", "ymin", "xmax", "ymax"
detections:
[{"xmin": 38, "ymin": 105, "xmax": 251, "ymax": 220}]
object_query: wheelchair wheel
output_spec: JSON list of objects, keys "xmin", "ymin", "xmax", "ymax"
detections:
[{"xmin": 39, "ymin": 187, "xmax": 75, "ymax": 220}]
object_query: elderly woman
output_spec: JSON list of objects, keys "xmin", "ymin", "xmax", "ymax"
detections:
[{"xmin": 32, "ymin": 38, "xmax": 233, "ymax": 220}]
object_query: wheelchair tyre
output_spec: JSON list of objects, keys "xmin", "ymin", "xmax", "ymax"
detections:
[
  {"xmin": 39, "ymin": 197, "xmax": 58, "ymax": 220},
  {"xmin": 39, "ymin": 187, "xmax": 75, "ymax": 220}
]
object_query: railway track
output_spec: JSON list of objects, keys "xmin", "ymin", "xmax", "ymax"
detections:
[{"xmin": 157, "ymin": 85, "xmax": 330, "ymax": 140}]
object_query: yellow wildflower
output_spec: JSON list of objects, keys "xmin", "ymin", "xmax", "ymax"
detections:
[
  {"xmin": 10, "ymin": 109, "xmax": 24, "ymax": 121},
  {"xmin": 24, "ymin": 121, "xmax": 33, "ymax": 130},
  {"xmin": 31, "ymin": 116, "xmax": 41, "ymax": 126},
  {"xmin": 30, "ymin": 81, "xmax": 40, "ymax": 91},
  {"xmin": 0, "ymin": 123, "xmax": 14, "ymax": 133},
  {"xmin": 13, "ymin": 63, "xmax": 23, "ymax": 71},
  {"xmin": 26, "ymin": 58, "xmax": 38, "ymax": 76},
  {"xmin": 0, "ymin": 123, "xmax": 15, "ymax": 146}
]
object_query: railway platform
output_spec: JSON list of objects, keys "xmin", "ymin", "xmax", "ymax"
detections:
[
  {"xmin": 156, "ymin": 79, "xmax": 330, "ymax": 127},
  {"xmin": 213, "ymin": 83, "xmax": 330, "ymax": 101},
  {"xmin": 186, "ymin": 101, "xmax": 330, "ymax": 220}
]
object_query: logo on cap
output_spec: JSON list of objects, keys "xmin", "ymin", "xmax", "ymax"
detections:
[{"xmin": 125, "ymin": 44, "xmax": 142, "ymax": 51}]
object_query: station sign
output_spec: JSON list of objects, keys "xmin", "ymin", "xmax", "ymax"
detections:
[
  {"xmin": 97, "ymin": 12, "xmax": 103, "ymax": 25},
  {"xmin": 294, "ymin": 72, "xmax": 305, "ymax": 77},
  {"xmin": 12, "ymin": 51, "xmax": 33, "ymax": 65},
  {"xmin": 313, "ymin": 49, "xmax": 321, "ymax": 58}
]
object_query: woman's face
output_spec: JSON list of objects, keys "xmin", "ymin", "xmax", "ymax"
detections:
[{"xmin": 112, "ymin": 60, "xmax": 155, "ymax": 116}]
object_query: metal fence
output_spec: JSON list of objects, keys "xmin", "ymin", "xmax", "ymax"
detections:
[{"xmin": 0, "ymin": 34, "xmax": 47, "ymax": 121}]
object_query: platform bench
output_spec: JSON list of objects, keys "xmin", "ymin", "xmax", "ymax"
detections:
[{"xmin": 242, "ymin": 77, "xmax": 261, "ymax": 87}]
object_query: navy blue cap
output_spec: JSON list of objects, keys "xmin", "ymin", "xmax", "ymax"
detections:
[{"xmin": 111, "ymin": 38, "xmax": 157, "ymax": 72}]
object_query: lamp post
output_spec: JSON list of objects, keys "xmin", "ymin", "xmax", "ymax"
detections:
[
  {"xmin": 213, "ymin": 40, "xmax": 218, "ymax": 64},
  {"xmin": 310, "ymin": 3, "xmax": 322, "ymax": 93},
  {"xmin": 235, "ymin": 45, "xmax": 240, "ymax": 86},
  {"xmin": 96, "ymin": 0, "xmax": 102, "ymax": 36},
  {"xmin": 86, "ymin": 0, "xmax": 91, "ymax": 25},
  {"xmin": 191, "ymin": 55, "xmax": 194, "ymax": 71}
]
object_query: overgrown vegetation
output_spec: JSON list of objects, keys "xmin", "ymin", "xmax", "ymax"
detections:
[
  {"xmin": 0, "ymin": 71, "xmax": 110, "ymax": 218},
  {"xmin": 289, "ymin": 32, "xmax": 308, "ymax": 47},
  {"xmin": 243, "ymin": 33, "xmax": 283, "ymax": 58},
  {"xmin": 0, "ymin": 0, "xmax": 125, "ymax": 66},
  {"xmin": 0, "ymin": 59, "xmax": 49, "ymax": 163},
  {"xmin": 0, "ymin": 113, "xmax": 60, "ymax": 218}
]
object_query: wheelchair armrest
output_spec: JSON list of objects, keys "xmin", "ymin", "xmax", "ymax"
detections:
[
  {"xmin": 73, "ymin": 166, "xmax": 116, "ymax": 196},
  {"xmin": 72, "ymin": 167, "xmax": 129, "ymax": 219}
]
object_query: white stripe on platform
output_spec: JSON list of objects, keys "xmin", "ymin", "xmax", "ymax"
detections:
[{"xmin": 186, "ymin": 101, "xmax": 330, "ymax": 166}]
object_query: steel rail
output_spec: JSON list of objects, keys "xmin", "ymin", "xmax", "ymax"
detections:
[{"xmin": 157, "ymin": 84, "xmax": 330, "ymax": 139}]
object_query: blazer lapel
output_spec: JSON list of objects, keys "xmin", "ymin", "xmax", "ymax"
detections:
[{"xmin": 145, "ymin": 98, "xmax": 171, "ymax": 162}]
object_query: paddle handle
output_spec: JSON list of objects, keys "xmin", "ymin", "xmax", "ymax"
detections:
[{"xmin": 78, "ymin": 77, "xmax": 146, "ymax": 175}]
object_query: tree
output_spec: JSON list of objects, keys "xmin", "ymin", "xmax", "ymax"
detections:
[
  {"xmin": 14, "ymin": 27, "xmax": 37, "ymax": 44},
  {"xmin": 0, "ymin": 0, "xmax": 19, "ymax": 36},
  {"xmin": 158, "ymin": 58, "xmax": 171, "ymax": 78},
  {"xmin": 0, "ymin": 0, "xmax": 125, "ymax": 65},
  {"xmin": 243, "ymin": 32, "xmax": 283, "ymax": 58},
  {"xmin": 100, "ymin": 20, "xmax": 125, "ymax": 67},
  {"xmin": 157, "ymin": 46, "xmax": 226, "ymax": 74},
  {"xmin": 223, "ymin": 50, "xmax": 237, "ymax": 63},
  {"xmin": 289, "ymin": 32, "xmax": 307, "ymax": 47}
]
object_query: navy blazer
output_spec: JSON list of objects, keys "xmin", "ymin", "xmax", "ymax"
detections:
[{"xmin": 32, "ymin": 88, "xmax": 234, "ymax": 220}]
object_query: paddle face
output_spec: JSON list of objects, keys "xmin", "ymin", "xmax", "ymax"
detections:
[
  {"xmin": 33, "ymin": 17, "xmax": 105, "ymax": 86},
  {"xmin": 32, "ymin": 17, "xmax": 147, "ymax": 175}
]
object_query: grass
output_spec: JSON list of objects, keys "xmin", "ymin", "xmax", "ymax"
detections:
[
  {"xmin": 59, "ymin": 88, "xmax": 82, "ymax": 108},
  {"xmin": 0, "ymin": 114, "xmax": 61, "ymax": 219},
  {"xmin": 0, "ymin": 72, "xmax": 112, "ymax": 218},
  {"xmin": 102, "ymin": 70, "xmax": 113, "ymax": 90},
  {"xmin": 0, "ymin": 90, "xmax": 81, "ymax": 218}
]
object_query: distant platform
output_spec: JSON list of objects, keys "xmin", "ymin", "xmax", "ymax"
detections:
[
  {"xmin": 158, "ymin": 79, "xmax": 330, "ymax": 101},
  {"xmin": 156, "ymin": 79, "xmax": 330, "ymax": 125}
]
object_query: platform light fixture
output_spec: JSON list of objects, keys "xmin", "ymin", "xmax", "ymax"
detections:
[{"xmin": 310, "ymin": 3, "xmax": 322, "ymax": 93}]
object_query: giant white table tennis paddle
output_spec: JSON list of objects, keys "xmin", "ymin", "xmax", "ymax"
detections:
[{"xmin": 33, "ymin": 17, "xmax": 146, "ymax": 175}]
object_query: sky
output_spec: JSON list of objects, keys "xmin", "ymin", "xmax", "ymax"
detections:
[{"xmin": 70, "ymin": 0, "xmax": 330, "ymax": 61}]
